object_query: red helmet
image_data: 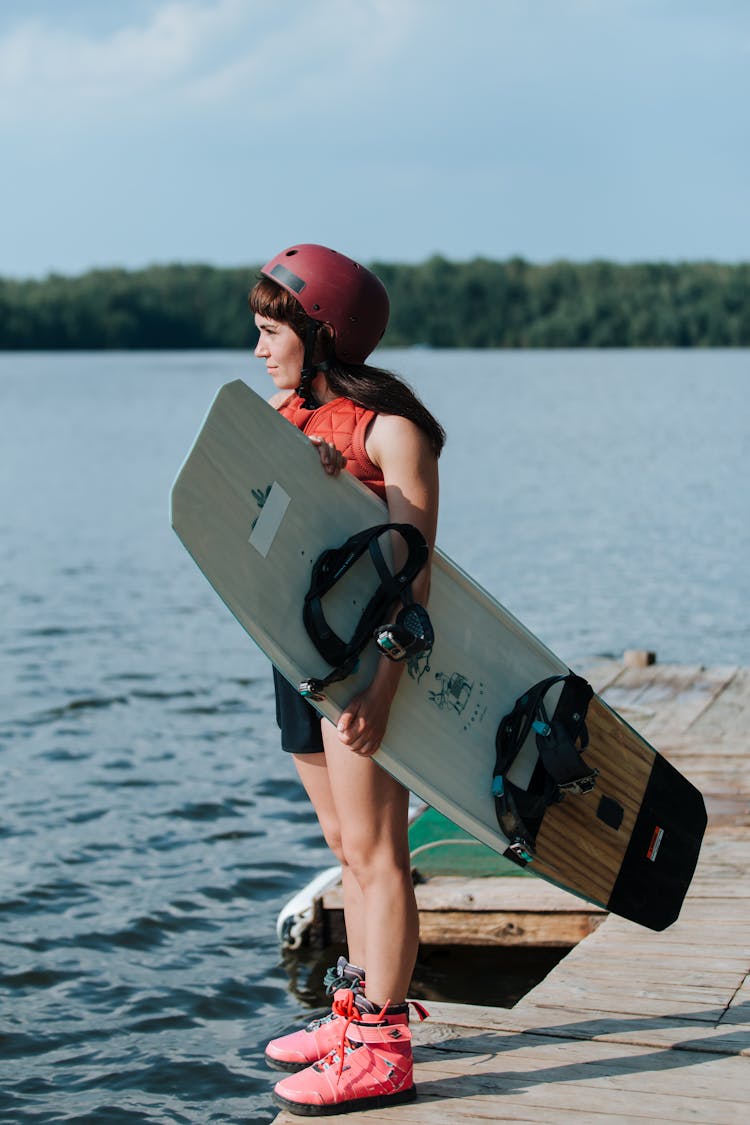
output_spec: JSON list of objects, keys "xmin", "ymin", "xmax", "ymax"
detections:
[{"xmin": 261, "ymin": 244, "xmax": 389, "ymax": 363}]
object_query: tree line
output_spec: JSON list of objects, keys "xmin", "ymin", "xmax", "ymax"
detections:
[{"xmin": 1, "ymin": 257, "xmax": 748, "ymax": 349}]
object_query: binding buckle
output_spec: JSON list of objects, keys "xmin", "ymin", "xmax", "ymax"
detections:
[
  {"xmin": 299, "ymin": 679, "xmax": 326, "ymax": 702},
  {"xmin": 558, "ymin": 770, "xmax": 599, "ymax": 796},
  {"xmin": 374, "ymin": 627, "xmax": 409, "ymax": 661},
  {"xmin": 374, "ymin": 603, "xmax": 434, "ymax": 664},
  {"xmin": 508, "ymin": 838, "xmax": 535, "ymax": 864}
]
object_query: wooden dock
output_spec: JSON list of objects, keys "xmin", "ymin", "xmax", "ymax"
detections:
[{"xmin": 273, "ymin": 662, "xmax": 750, "ymax": 1123}]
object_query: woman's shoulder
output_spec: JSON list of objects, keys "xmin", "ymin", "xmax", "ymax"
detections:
[
  {"xmin": 370, "ymin": 411, "xmax": 423, "ymax": 438},
  {"xmin": 367, "ymin": 411, "xmax": 434, "ymax": 464}
]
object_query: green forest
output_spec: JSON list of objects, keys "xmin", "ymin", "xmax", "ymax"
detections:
[{"xmin": 1, "ymin": 257, "xmax": 748, "ymax": 349}]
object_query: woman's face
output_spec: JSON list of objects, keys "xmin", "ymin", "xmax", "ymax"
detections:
[{"xmin": 254, "ymin": 313, "xmax": 304, "ymax": 391}]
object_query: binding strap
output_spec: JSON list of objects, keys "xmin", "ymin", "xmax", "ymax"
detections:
[
  {"xmin": 299, "ymin": 523, "xmax": 431, "ymax": 700},
  {"xmin": 492, "ymin": 672, "xmax": 596, "ymax": 864}
]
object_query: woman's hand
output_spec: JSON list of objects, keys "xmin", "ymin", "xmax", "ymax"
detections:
[
  {"xmin": 336, "ymin": 662, "xmax": 402, "ymax": 756},
  {"xmin": 309, "ymin": 435, "xmax": 346, "ymax": 475},
  {"xmin": 336, "ymin": 689, "xmax": 390, "ymax": 756}
]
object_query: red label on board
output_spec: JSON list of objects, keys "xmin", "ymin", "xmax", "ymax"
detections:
[{"xmin": 647, "ymin": 826, "xmax": 664, "ymax": 862}]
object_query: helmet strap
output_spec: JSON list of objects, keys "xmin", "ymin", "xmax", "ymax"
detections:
[{"xmin": 298, "ymin": 319, "xmax": 325, "ymax": 410}]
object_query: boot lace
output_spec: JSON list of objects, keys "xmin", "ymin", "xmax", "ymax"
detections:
[
  {"xmin": 317, "ymin": 994, "xmax": 428, "ymax": 1081},
  {"xmin": 320, "ymin": 992, "xmax": 392, "ymax": 1080}
]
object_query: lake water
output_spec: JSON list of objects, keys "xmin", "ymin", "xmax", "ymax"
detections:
[{"xmin": 1, "ymin": 348, "xmax": 748, "ymax": 1122}]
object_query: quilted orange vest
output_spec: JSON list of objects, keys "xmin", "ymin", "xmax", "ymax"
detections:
[{"xmin": 277, "ymin": 393, "xmax": 386, "ymax": 501}]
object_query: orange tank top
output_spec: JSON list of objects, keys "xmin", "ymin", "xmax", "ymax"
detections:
[{"xmin": 277, "ymin": 393, "xmax": 386, "ymax": 502}]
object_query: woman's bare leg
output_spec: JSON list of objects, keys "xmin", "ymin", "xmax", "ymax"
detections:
[
  {"xmin": 320, "ymin": 720, "xmax": 418, "ymax": 1007},
  {"xmin": 292, "ymin": 751, "xmax": 366, "ymax": 968}
]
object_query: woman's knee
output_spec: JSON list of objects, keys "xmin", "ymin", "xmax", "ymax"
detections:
[
  {"xmin": 317, "ymin": 816, "xmax": 344, "ymax": 863},
  {"xmin": 340, "ymin": 834, "xmax": 411, "ymax": 886}
]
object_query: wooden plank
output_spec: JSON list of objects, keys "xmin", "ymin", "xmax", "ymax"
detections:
[
  {"xmin": 600, "ymin": 664, "xmax": 738, "ymax": 738},
  {"xmin": 688, "ymin": 667, "xmax": 750, "ymax": 739},
  {"xmin": 578, "ymin": 658, "xmax": 627, "ymax": 694},
  {"xmin": 413, "ymin": 1034, "xmax": 750, "ymax": 1095},
  {"xmin": 416, "ymin": 877, "xmax": 574, "ymax": 912},
  {"xmin": 720, "ymin": 975, "xmax": 750, "ymax": 1027},
  {"xmin": 321, "ymin": 874, "xmax": 606, "ymax": 945},
  {"xmin": 326, "ymin": 875, "xmax": 606, "ymax": 913},
  {"xmin": 407, "ymin": 1061, "xmax": 748, "ymax": 1107},
  {"xmin": 416, "ymin": 910, "xmax": 600, "ymax": 947},
  {"xmin": 422, "ymin": 1000, "xmax": 750, "ymax": 1058},
  {"xmin": 321, "ymin": 903, "xmax": 601, "ymax": 948},
  {"xmin": 505, "ymin": 1010, "xmax": 750, "ymax": 1058},
  {"xmin": 415, "ymin": 876, "xmax": 604, "ymax": 912},
  {"xmin": 656, "ymin": 736, "xmax": 749, "ymax": 758},
  {"xmin": 519, "ymin": 991, "xmax": 731, "ymax": 1021}
]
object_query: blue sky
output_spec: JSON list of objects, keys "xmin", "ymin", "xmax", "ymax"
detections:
[{"xmin": 1, "ymin": 0, "xmax": 748, "ymax": 277}]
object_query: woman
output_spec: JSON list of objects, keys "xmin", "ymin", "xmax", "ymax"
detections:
[{"xmin": 250, "ymin": 244, "xmax": 444, "ymax": 1115}]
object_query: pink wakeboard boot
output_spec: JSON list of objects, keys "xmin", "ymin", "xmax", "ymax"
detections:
[
  {"xmin": 265, "ymin": 958, "xmax": 366, "ymax": 1072},
  {"xmin": 272, "ymin": 997, "xmax": 418, "ymax": 1116}
]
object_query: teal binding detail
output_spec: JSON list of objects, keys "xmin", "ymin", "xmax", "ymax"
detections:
[{"xmin": 532, "ymin": 719, "xmax": 551, "ymax": 737}]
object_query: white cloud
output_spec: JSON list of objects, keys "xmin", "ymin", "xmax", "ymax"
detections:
[
  {"xmin": 0, "ymin": 0, "xmax": 419, "ymax": 129},
  {"xmin": 0, "ymin": 1, "xmax": 232, "ymax": 122}
]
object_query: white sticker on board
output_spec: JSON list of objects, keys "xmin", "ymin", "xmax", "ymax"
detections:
[{"xmin": 248, "ymin": 482, "xmax": 291, "ymax": 558}]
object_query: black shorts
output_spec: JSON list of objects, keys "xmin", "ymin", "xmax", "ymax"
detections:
[{"xmin": 273, "ymin": 667, "xmax": 324, "ymax": 754}]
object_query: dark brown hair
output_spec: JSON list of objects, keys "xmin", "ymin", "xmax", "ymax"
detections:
[{"xmin": 249, "ymin": 277, "xmax": 446, "ymax": 456}]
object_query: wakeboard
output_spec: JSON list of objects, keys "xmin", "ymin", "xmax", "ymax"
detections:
[{"xmin": 171, "ymin": 380, "xmax": 706, "ymax": 930}]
